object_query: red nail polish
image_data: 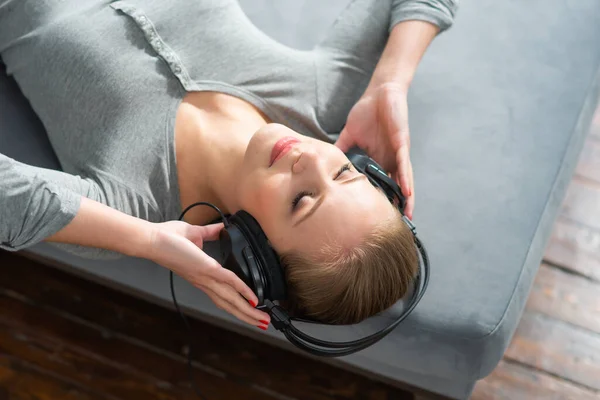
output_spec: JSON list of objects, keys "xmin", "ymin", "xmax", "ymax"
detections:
[
  {"xmin": 258, "ymin": 325, "xmax": 268, "ymax": 331},
  {"xmin": 259, "ymin": 320, "xmax": 269, "ymax": 325},
  {"xmin": 249, "ymin": 299, "xmax": 257, "ymax": 307}
]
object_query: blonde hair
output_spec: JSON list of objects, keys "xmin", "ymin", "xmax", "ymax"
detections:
[{"xmin": 279, "ymin": 208, "xmax": 419, "ymax": 325}]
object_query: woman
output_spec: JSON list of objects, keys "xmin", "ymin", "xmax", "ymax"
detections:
[{"xmin": 0, "ymin": 0, "xmax": 457, "ymax": 328}]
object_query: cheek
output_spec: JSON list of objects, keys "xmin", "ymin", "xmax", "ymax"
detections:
[
  {"xmin": 256, "ymin": 176, "xmax": 286, "ymax": 211},
  {"xmin": 239, "ymin": 172, "xmax": 287, "ymax": 214}
]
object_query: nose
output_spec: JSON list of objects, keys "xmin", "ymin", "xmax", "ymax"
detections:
[{"xmin": 292, "ymin": 148, "xmax": 323, "ymax": 175}]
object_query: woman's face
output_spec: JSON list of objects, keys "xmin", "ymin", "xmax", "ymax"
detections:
[{"xmin": 236, "ymin": 123, "xmax": 396, "ymax": 256}]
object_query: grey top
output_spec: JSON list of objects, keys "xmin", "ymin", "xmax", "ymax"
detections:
[{"xmin": 0, "ymin": 0, "xmax": 457, "ymax": 258}]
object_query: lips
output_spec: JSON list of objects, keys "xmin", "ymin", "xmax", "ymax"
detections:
[{"xmin": 270, "ymin": 137, "xmax": 299, "ymax": 166}]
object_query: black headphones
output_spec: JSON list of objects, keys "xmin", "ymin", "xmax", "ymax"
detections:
[{"xmin": 176, "ymin": 147, "xmax": 430, "ymax": 358}]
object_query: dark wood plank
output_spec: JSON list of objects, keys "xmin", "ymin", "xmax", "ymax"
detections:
[
  {"xmin": 526, "ymin": 264, "xmax": 600, "ymax": 333},
  {"xmin": 544, "ymin": 216, "xmax": 600, "ymax": 281},
  {"xmin": 504, "ymin": 312, "xmax": 600, "ymax": 391},
  {"xmin": 0, "ymin": 355, "xmax": 107, "ymax": 400},
  {"xmin": 576, "ymin": 137, "xmax": 600, "ymax": 184},
  {"xmin": 471, "ymin": 360, "xmax": 600, "ymax": 400},
  {"xmin": 0, "ymin": 251, "xmax": 415, "ymax": 400},
  {"xmin": 0, "ymin": 292, "xmax": 276, "ymax": 400}
]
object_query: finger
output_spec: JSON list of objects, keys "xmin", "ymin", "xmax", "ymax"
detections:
[
  {"xmin": 334, "ymin": 127, "xmax": 353, "ymax": 152},
  {"xmin": 209, "ymin": 280, "xmax": 271, "ymax": 324},
  {"xmin": 210, "ymin": 266, "xmax": 260, "ymax": 310},
  {"xmin": 403, "ymin": 162, "xmax": 415, "ymax": 220},
  {"xmin": 203, "ymin": 286, "xmax": 268, "ymax": 328},
  {"xmin": 183, "ymin": 223, "xmax": 222, "ymax": 248},
  {"xmin": 409, "ymin": 160, "xmax": 415, "ymax": 214},
  {"xmin": 396, "ymin": 146, "xmax": 411, "ymax": 197},
  {"xmin": 383, "ymin": 92, "xmax": 410, "ymax": 188},
  {"xmin": 405, "ymin": 189, "xmax": 415, "ymax": 221},
  {"xmin": 199, "ymin": 222, "xmax": 225, "ymax": 241}
]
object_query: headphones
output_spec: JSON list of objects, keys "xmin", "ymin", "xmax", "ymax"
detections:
[{"xmin": 176, "ymin": 147, "xmax": 430, "ymax": 358}]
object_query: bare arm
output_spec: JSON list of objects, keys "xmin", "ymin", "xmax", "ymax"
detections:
[
  {"xmin": 45, "ymin": 196, "xmax": 152, "ymax": 258},
  {"xmin": 366, "ymin": 20, "xmax": 440, "ymax": 93}
]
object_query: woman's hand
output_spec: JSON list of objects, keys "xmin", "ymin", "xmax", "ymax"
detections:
[
  {"xmin": 335, "ymin": 82, "xmax": 414, "ymax": 219},
  {"xmin": 147, "ymin": 221, "xmax": 271, "ymax": 329}
]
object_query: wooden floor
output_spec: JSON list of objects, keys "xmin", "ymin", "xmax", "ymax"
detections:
[
  {"xmin": 0, "ymin": 250, "xmax": 419, "ymax": 400},
  {"xmin": 1, "ymin": 112, "xmax": 600, "ymax": 400}
]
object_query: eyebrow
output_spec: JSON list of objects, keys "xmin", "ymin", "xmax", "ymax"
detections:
[{"xmin": 293, "ymin": 174, "xmax": 368, "ymax": 227}]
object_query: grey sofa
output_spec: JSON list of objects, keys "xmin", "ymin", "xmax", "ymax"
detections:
[{"xmin": 1, "ymin": 1, "xmax": 599, "ymax": 398}]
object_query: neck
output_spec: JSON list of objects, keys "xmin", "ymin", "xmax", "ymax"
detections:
[{"xmin": 175, "ymin": 92, "xmax": 270, "ymax": 225}]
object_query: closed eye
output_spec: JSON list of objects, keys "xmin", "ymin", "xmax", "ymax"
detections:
[
  {"xmin": 291, "ymin": 163, "xmax": 353, "ymax": 212},
  {"xmin": 291, "ymin": 190, "xmax": 312, "ymax": 211},
  {"xmin": 336, "ymin": 163, "xmax": 352, "ymax": 178}
]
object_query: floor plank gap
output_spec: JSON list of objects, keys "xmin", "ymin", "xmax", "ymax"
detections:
[
  {"xmin": 573, "ymin": 174, "xmax": 600, "ymax": 190},
  {"xmin": 540, "ymin": 259, "xmax": 600, "ymax": 283}
]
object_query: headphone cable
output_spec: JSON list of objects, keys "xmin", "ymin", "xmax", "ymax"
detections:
[{"xmin": 169, "ymin": 201, "xmax": 228, "ymax": 400}]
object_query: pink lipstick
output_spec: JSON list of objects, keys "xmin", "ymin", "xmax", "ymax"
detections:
[{"xmin": 270, "ymin": 137, "xmax": 299, "ymax": 166}]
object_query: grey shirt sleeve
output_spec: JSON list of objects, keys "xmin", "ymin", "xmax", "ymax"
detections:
[
  {"xmin": 0, "ymin": 154, "xmax": 87, "ymax": 251},
  {"xmin": 390, "ymin": 0, "xmax": 459, "ymax": 32}
]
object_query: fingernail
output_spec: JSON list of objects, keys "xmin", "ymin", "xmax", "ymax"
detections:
[
  {"xmin": 259, "ymin": 320, "xmax": 269, "ymax": 325},
  {"xmin": 258, "ymin": 325, "xmax": 268, "ymax": 331},
  {"xmin": 249, "ymin": 299, "xmax": 257, "ymax": 307}
]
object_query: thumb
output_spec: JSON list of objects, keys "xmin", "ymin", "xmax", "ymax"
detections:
[
  {"xmin": 199, "ymin": 222, "xmax": 225, "ymax": 241},
  {"xmin": 187, "ymin": 222, "xmax": 224, "ymax": 247},
  {"xmin": 335, "ymin": 127, "xmax": 354, "ymax": 152}
]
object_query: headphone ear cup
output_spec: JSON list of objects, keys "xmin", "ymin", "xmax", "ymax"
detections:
[
  {"xmin": 219, "ymin": 222, "xmax": 266, "ymax": 304},
  {"xmin": 229, "ymin": 211, "xmax": 287, "ymax": 301},
  {"xmin": 345, "ymin": 146, "xmax": 407, "ymax": 213}
]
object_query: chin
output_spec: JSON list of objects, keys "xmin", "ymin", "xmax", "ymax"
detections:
[{"xmin": 246, "ymin": 127, "xmax": 273, "ymax": 168}]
